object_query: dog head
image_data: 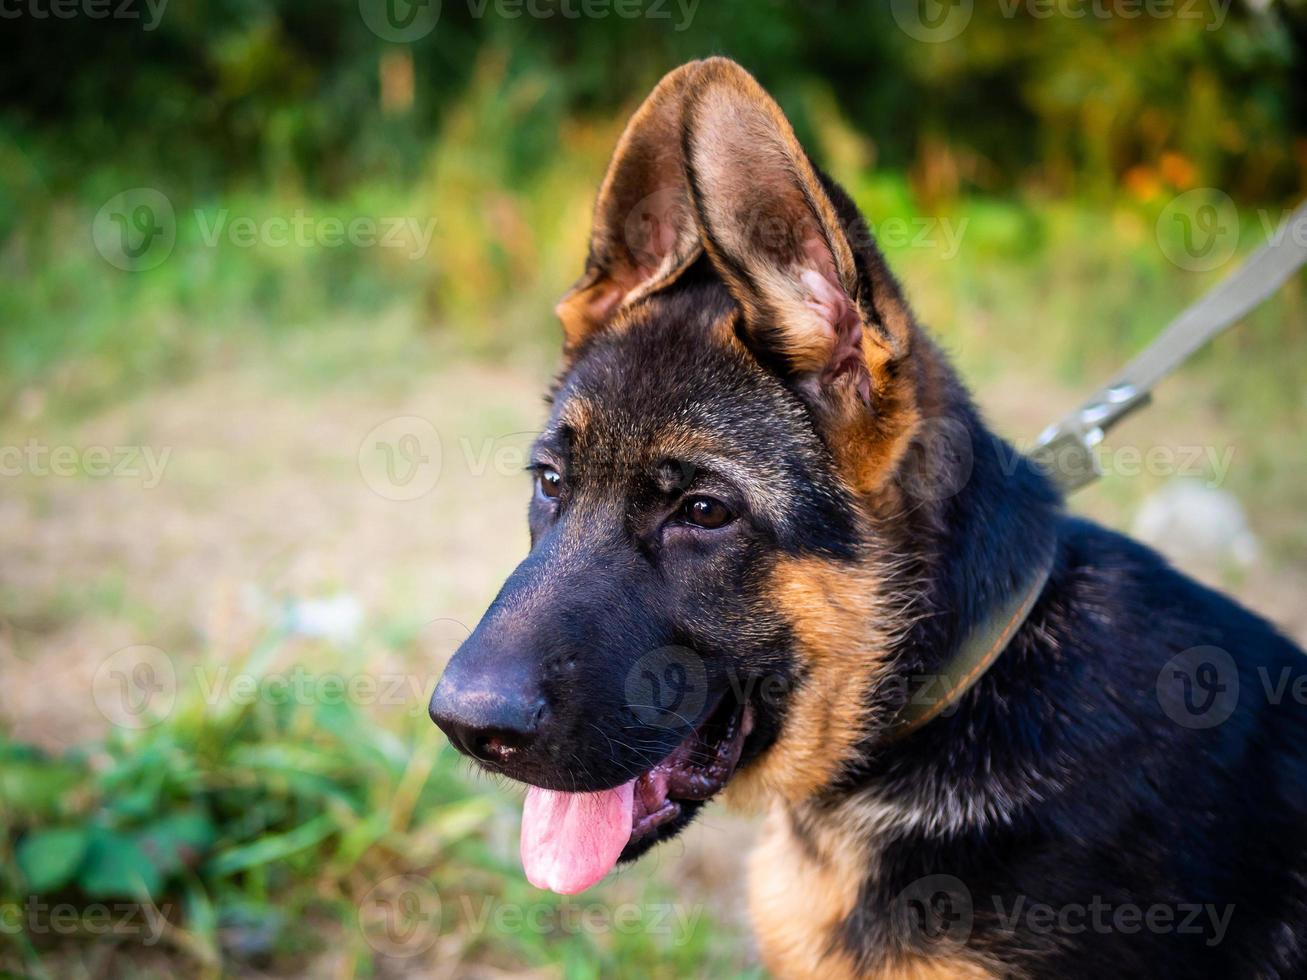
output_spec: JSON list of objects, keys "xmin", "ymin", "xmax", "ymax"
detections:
[{"xmin": 429, "ymin": 58, "xmax": 949, "ymax": 893}]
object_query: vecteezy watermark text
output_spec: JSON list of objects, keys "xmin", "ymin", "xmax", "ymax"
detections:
[
  {"xmin": 0, "ymin": 0, "xmax": 168, "ymax": 29},
  {"xmin": 466, "ymin": 0, "xmax": 698, "ymax": 29},
  {"xmin": 1157, "ymin": 191, "xmax": 1307, "ymax": 272},
  {"xmin": 355, "ymin": 875, "xmax": 704, "ymax": 958},
  {"xmin": 995, "ymin": 0, "xmax": 1230, "ymax": 30},
  {"xmin": 895, "ymin": 875, "xmax": 1235, "ymax": 950},
  {"xmin": 1, "ymin": 440, "xmax": 171, "ymax": 488},
  {"xmin": 459, "ymin": 894, "xmax": 704, "ymax": 944},
  {"xmin": 992, "ymin": 894, "xmax": 1234, "ymax": 947},
  {"xmin": 1025, "ymin": 440, "xmax": 1236, "ymax": 489},
  {"xmin": 1, "ymin": 897, "xmax": 169, "ymax": 945},
  {"xmin": 358, "ymin": 0, "xmax": 698, "ymax": 42},
  {"xmin": 1158, "ymin": 645, "xmax": 1307, "ymax": 730},
  {"xmin": 194, "ymin": 209, "xmax": 438, "ymax": 260},
  {"xmin": 193, "ymin": 665, "xmax": 436, "ymax": 714},
  {"xmin": 93, "ymin": 188, "xmax": 439, "ymax": 271},
  {"xmin": 92, "ymin": 647, "xmax": 444, "ymax": 729},
  {"xmin": 734, "ymin": 207, "xmax": 970, "ymax": 262},
  {"xmin": 891, "ymin": 0, "xmax": 1230, "ymax": 44}
]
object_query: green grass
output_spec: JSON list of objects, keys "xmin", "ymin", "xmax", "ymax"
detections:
[{"xmin": 0, "ymin": 633, "xmax": 755, "ymax": 978}]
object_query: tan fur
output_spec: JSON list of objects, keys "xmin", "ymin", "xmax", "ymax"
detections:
[
  {"xmin": 822, "ymin": 352, "xmax": 924, "ymax": 498},
  {"xmin": 750, "ymin": 806, "xmax": 1001, "ymax": 980},
  {"xmin": 554, "ymin": 393, "xmax": 594, "ymax": 435},
  {"xmin": 749, "ymin": 805, "xmax": 866, "ymax": 980},
  {"xmin": 666, "ymin": 61, "xmax": 993, "ymax": 977},
  {"xmin": 724, "ymin": 555, "xmax": 900, "ymax": 810}
]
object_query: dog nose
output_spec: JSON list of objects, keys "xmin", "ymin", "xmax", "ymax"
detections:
[{"xmin": 428, "ymin": 659, "xmax": 547, "ymax": 766}]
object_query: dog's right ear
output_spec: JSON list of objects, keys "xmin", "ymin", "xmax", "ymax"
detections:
[{"xmin": 555, "ymin": 62, "xmax": 704, "ymax": 358}]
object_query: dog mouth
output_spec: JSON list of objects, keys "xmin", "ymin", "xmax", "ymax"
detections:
[
  {"xmin": 518, "ymin": 695, "xmax": 753, "ymax": 894},
  {"xmin": 631, "ymin": 693, "xmax": 753, "ymax": 839}
]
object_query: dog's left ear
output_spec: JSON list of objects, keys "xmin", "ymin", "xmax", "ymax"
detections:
[
  {"xmin": 682, "ymin": 59, "xmax": 922, "ymax": 493},
  {"xmin": 682, "ymin": 59, "xmax": 914, "ymax": 410},
  {"xmin": 555, "ymin": 61, "xmax": 705, "ymax": 358}
]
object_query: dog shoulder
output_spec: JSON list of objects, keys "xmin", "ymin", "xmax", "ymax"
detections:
[{"xmin": 748, "ymin": 806, "xmax": 1005, "ymax": 980}]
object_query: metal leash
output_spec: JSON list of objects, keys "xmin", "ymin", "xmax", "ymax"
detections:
[{"xmin": 1032, "ymin": 199, "xmax": 1307, "ymax": 493}]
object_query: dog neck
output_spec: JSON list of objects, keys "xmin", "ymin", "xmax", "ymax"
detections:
[
  {"xmin": 884, "ymin": 544, "xmax": 1055, "ymax": 741},
  {"xmin": 817, "ymin": 365, "xmax": 1065, "ymax": 822}
]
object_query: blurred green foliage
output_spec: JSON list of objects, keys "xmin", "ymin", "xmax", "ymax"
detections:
[
  {"xmin": 2, "ymin": 2, "xmax": 1305, "ymax": 414},
  {"xmin": 2, "ymin": 0, "xmax": 1305, "ymax": 200}
]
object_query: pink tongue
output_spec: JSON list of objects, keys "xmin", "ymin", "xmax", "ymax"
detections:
[{"xmin": 520, "ymin": 780, "xmax": 635, "ymax": 894}]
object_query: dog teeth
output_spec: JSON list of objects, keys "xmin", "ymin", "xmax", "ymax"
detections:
[
  {"xmin": 629, "ymin": 702, "xmax": 753, "ymax": 836},
  {"xmin": 631, "ymin": 799, "xmax": 681, "ymax": 839}
]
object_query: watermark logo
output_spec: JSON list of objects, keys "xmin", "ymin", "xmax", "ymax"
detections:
[
  {"xmin": 891, "ymin": 874, "xmax": 975, "ymax": 951},
  {"xmin": 475, "ymin": 0, "xmax": 697, "ymax": 30},
  {"xmin": 867, "ymin": 215, "xmax": 970, "ymax": 260},
  {"xmin": 92, "ymin": 188, "xmax": 176, "ymax": 272},
  {"xmin": 891, "ymin": 0, "xmax": 1231, "ymax": 41},
  {"xmin": 358, "ymin": 416, "xmax": 444, "ymax": 501},
  {"xmin": 996, "ymin": 0, "xmax": 1230, "ymax": 30},
  {"xmin": 93, "ymin": 192, "xmax": 437, "ymax": 269},
  {"xmin": 886, "ymin": 882, "xmax": 1235, "ymax": 947},
  {"xmin": 1156, "ymin": 188, "xmax": 1239, "ymax": 272},
  {"xmin": 459, "ymin": 429, "xmax": 540, "ymax": 479},
  {"xmin": 357, "ymin": 874, "xmax": 442, "ymax": 957},
  {"xmin": 1257, "ymin": 665, "xmax": 1307, "ymax": 710},
  {"xmin": 736, "ymin": 205, "xmax": 969, "ymax": 261},
  {"xmin": 1026, "ymin": 440, "xmax": 1237, "ymax": 489},
  {"xmin": 1156, "ymin": 645, "xmax": 1239, "ymax": 729},
  {"xmin": 93, "ymin": 655, "xmax": 455, "ymax": 727},
  {"xmin": 624, "ymin": 645, "xmax": 708, "ymax": 730},
  {"xmin": 901, "ymin": 417, "xmax": 975, "ymax": 502},
  {"xmin": 992, "ymin": 894, "xmax": 1234, "ymax": 945},
  {"xmin": 360, "ymin": 0, "xmax": 700, "ymax": 39},
  {"xmin": 891, "ymin": 0, "xmax": 974, "ymax": 43},
  {"xmin": 92, "ymin": 645, "xmax": 177, "ymax": 729},
  {"xmin": 623, "ymin": 187, "xmax": 693, "ymax": 271},
  {"xmin": 195, "ymin": 665, "xmax": 439, "ymax": 718},
  {"xmin": 358, "ymin": 0, "xmax": 441, "ymax": 41}
]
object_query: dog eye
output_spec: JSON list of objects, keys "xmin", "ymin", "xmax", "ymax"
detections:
[
  {"xmin": 536, "ymin": 467, "xmax": 563, "ymax": 500},
  {"xmin": 680, "ymin": 496, "xmax": 733, "ymax": 530}
]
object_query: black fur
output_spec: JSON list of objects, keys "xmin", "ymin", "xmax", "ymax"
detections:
[{"xmin": 835, "ymin": 505, "xmax": 1307, "ymax": 977}]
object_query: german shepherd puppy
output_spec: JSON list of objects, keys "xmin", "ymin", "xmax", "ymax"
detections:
[{"xmin": 429, "ymin": 58, "xmax": 1307, "ymax": 978}]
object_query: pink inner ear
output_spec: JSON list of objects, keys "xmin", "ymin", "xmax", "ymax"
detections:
[
  {"xmin": 799, "ymin": 267, "xmax": 871, "ymax": 404},
  {"xmin": 799, "ymin": 268, "xmax": 847, "ymax": 342}
]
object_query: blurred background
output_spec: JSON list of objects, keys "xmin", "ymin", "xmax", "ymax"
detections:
[{"xmin": 2, "ymin": 1, "xmax": 1306, "ymax": 976}]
